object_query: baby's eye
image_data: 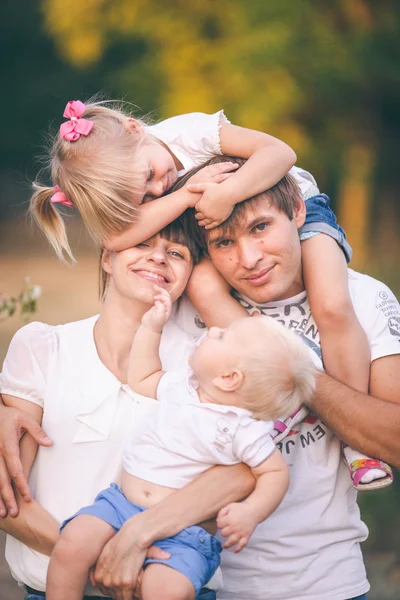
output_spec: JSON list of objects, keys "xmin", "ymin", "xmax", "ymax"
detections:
[{"xmin": 147, "ymin": 169, "xmax": 154, "ymax": 182}]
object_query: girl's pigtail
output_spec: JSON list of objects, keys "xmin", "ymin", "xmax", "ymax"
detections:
[{"xmin": 29, "ymin": 183, "xmax": 76, "ymax": 264}]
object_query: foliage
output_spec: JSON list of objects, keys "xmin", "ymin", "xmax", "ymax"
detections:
[{"xmin": 0, "ymin": 279, "xmax": 42, "ymax": 323}]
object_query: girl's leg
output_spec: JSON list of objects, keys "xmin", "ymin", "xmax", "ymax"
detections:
[
  {"xmin": 46, "ymin": 515, "xmax": 115, "ymax": 600},
  {"xmin": 302, "ymin": 234, "xmax": 370, "ymax": 392},
  {"xmin": 186, "ymin": 257, "xmax": 248, "ymax": 328},
  {"xmin": 141, "ymin": 563, "xmax": 195, "ymax": 600},
  {"xmin": 302, "ymin": 234, "xmax": 388, "ymax": 485}
]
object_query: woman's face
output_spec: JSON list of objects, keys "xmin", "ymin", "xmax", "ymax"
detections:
[{"xmin": 102, "ymin": 233, "xmax": 193, "ymax": 306}]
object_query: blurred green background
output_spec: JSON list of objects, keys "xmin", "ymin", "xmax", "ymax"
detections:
[{"xmin": 0, "ymin": 1, "xmax": 399, "ymax": 598}]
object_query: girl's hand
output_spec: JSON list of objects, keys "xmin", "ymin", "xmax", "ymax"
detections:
[
  {"xmin": 187, "ymin": 161, "xmax": 238, "ymax": 187},
  {"xmin": 141, "ymin": 286, "xmax": 172, "ymax": 333},
  {"xmin": 192, "ymin": 182, "xmax": 236, "ymax": 228},
  {"xmin": 217, "ymin": 502, "xmax": 258, "ymax": 553}
]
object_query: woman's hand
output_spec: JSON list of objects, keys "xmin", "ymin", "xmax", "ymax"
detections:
[
  {"xmin": 0, "ymin": 402, "xmax": 52, "ymax": 516},
  {"xmin": 93, "ymin": 523, "xmax": 170, "ymax": 600}
]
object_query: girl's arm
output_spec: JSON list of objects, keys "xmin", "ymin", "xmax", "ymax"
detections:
[
  {"xmin": 0, "ymin": 394, "xmax": 60, "ymax": 555},
  {"xmin": 105, "ymin": 162, "xmax": 238, "ymax": 252},
  {"xmin": 105, "ymin": 186, "xmax": 194, "ymax": 252},
  {"xmin": 189, "ymin": 122, "xmax": 297, "ymax": 228},
  {"xmin": 217, "ymin": 449, "xmax": 289, "ymax": 552},
  {"xmin": 127, "ymin": 288, "xmax": 171, "ymax": 397}
]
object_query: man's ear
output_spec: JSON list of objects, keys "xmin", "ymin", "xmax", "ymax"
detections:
[
  {"xmin": 101, "ymin": 249, "xmax": 113, "ymax": 275},
  {"xmin": 124, "ymin": 118, "xmax": 145, "ymax": 136},
  {"xmin": 293, "ymin": 197, "xmax": 306, "ymax": 229},
  {"xmin": 213, "ymin": 369, "xmax": 244, "ymax": 393}
]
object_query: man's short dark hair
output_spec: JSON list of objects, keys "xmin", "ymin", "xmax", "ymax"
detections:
[{"xmin": 169, "ymin": 156, "xmax": 303, "ymax": 252}]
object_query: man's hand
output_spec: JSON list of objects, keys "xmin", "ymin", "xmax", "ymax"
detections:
[
  {"xmin": 217, "ymin": 502, "xmax": 258, "ymax": 553},
  {"xmin": 141, "ymin": 287, "xmax": 172, "ymax": 334},
  {"xmin": 0, "ymin": 403, "xmax": 52, "ymax": 516},
  {"xmin": 190, "ymin": 182, "xmax": 236, "ymax": 229},
  {"xmin": 93, "ymin": 518, "xmax": 170, "ymax": 600}
]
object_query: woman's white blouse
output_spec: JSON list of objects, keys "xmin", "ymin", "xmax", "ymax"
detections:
[{"xmin": 0, "ymin": 313, "xmax": 198, "ymax": 592}]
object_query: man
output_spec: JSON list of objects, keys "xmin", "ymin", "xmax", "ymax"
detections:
[
  {"xmin": 1, "ymin": 158, "xmax": 400, "ymax": 600},
  {"xmin": 173, "ymin": 157, "xmax": 400, "ymax": 600}
]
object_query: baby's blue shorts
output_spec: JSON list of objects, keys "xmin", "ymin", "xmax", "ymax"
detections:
[
  {"xmin": 300, "ymin": 193, "xmax": 352, "ymax": 263},
  {"xmin": 61, "ymin": 483, "xmax": 222, "ymax": 596}
]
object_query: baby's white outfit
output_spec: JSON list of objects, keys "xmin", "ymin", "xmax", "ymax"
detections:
[
  {"xmin": 124, "ymin": 368, "xmax": 276, "ymax": 487},
  {"xmin": 146, "ymin": 111, "xmax": 319, "ymax": 199}
]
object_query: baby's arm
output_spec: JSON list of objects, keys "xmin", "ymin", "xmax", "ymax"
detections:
[
  {"xmin": 189, "ymin": 121, "xmax": 297, "ymax": 228},
  {"xmin": 105, "ymin": 162, "xmax": 238, "ymax": 252},
  {"xmin": 186, "ymin": 258, "xmax": 248, "ymax": 328},
  {"xmin": 0, "ymin": 394, "xmax": 60, "ymax": 555},
  {"xmin": 127, "ymin": 286, "xmax": 172, "ymax": 398},
  {"xmin": 217, "ymin": 449, "xmax": 289, "ymax": 552},
  {"xmin": 302, "ymin": 234, "xmax": 370, "ymax": 393}
]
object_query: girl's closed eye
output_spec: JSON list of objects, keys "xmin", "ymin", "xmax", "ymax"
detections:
[{"xmin": 147, "ymin": 169, "xmax": 154, "ymax": 182}]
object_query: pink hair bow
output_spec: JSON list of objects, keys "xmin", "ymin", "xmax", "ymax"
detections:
[
  {"xmin": 51, "ymin": 185, "xmax": 73, "ymax": 207},
  {"xmin": 59, "ymin": 100, "xmax": 94, "ymax": 141}
]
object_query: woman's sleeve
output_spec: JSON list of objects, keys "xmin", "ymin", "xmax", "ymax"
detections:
[{"xmin": 0, "ymin": 321, "xmax": 56, "ymax": 408}]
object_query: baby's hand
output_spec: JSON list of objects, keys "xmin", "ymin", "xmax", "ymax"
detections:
[
  {"xmin": 141, "ymin": 286, "xmax": 172, "ymax": 333},
  {"xmin": 192, "ymin": 184, "xmax": 235, "ymax": 228},
  {"xmin": 217, "ymin": 502, "xmax": 258, "ymax": 553}
]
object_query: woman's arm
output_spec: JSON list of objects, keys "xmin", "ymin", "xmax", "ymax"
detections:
[
  {"xmin": 0, "ymin": 396, "xmax": 52, "ymax": 516},
  {"xmin": 93, "ymin": 463, "xmax": 255, "ymax": 594},
  {"xmin": 0, "ymin": 394, "xmax": 60, "ymax": 554}
]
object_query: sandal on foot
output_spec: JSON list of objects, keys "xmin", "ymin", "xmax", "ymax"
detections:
[{"xmin": 348, "ymin": 458, "xmax": 393, "ymax": 491}]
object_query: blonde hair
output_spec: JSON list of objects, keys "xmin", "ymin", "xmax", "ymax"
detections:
[
  {"xmin": 29, "ymin": 98, "xmax": 149, "ymax": 263},
  {"xmin": 238, "ymin": 317, "xmax": 316, "ymax": 421}
]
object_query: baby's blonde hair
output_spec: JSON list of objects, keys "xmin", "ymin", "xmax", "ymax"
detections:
[
  {"xmin": 238, "ymin": 317, "xmax": 316, "ymax": 421},
  {"xmin": 30, "ymin": 98, "xmax": 149, "ymax": 263}
]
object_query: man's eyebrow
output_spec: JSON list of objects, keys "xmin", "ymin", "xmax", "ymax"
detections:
[
  {"xmin": 207, "ymin": 231, "xmax": 231, "ymax": 247},
  {"xmin": 248, "ymin": 215, "xmax": 271, "ymax": 229}
]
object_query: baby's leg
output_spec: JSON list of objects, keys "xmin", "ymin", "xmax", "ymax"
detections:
[
  {"xmin": 302, "ymin": 234, "xmax": 390, "ymax": 486},
  {"xmin": 47, "ymin": 515, "xmax": 115, "ymax": 600},
  {"xmin": 142, "ymin": 563, "xmax": 195, "ymax": 600},
  {"xmin": 186, "ymin": 257, "xmax": 248, "ymax": 328}
]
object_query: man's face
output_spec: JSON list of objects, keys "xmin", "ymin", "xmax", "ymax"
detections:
[{"xmin": 207, "ymin": 198, "xmax": 306, "ymax": 304}]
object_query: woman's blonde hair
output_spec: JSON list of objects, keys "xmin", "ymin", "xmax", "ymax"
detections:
[
  {"xmin": 30, "ymin": 98, "xmax": 149, "ymax": 263},
  {"xmin": 238, "ymin": 317, "xmax": 316, "ymax": 421}
]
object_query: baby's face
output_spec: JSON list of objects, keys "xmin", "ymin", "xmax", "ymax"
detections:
[{"xmin": 190, "ymin": 317, "xmax": 260, "ymax": 383}]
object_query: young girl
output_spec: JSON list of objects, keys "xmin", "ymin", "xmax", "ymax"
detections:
[
  {"xmin": 46, "ymin": 287, "xmax": 316, "ymax": 600},
  {"xmin": 31, "ymin": 98, "xmax": 377, "ymax": 487}
]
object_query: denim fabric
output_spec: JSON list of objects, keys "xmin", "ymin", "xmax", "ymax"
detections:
[
  {"xmin": 62, "ymin": 483, "xmax": 221, "ymax": 596},
  {"xmin": 25, "ymin": 589, "xmax": 215, "ymax": 600},
  {"xmin": 350, "ymin": 595, "xmax": 368, "ymax": 600},
  {"xmin": 300, "ymin": 193, "xmax": 352, "ymax": 262}
]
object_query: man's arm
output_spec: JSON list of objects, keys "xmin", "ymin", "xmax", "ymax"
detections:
[
  {"xmin": 0, "ymin": 396, "xmax": 52, "ymax": 516},
  {"xmin": 93, "ymin": 463, "xmax": 255, "ymax": 595},
  {"xmin": 307, "ymin": 354, "xmax": 400, "ymax": 467}
]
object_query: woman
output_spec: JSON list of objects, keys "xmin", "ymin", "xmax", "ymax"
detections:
[{"xmin": 0, "ymin": 216, "xmax": 253, "ymax": 600}]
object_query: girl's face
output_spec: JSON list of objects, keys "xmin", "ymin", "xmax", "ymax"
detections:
[
  {"xmin": 103, "ymin": 233, "xmax": 193, "ymax": 306},
  {"xmin": 139, "ymin": 140, "xmax": 181, "ymax": 203}
]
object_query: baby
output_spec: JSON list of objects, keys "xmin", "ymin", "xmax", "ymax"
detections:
[{"xmin": 47, "ymin": 287, "xmax": 316, "ymax": 600}]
